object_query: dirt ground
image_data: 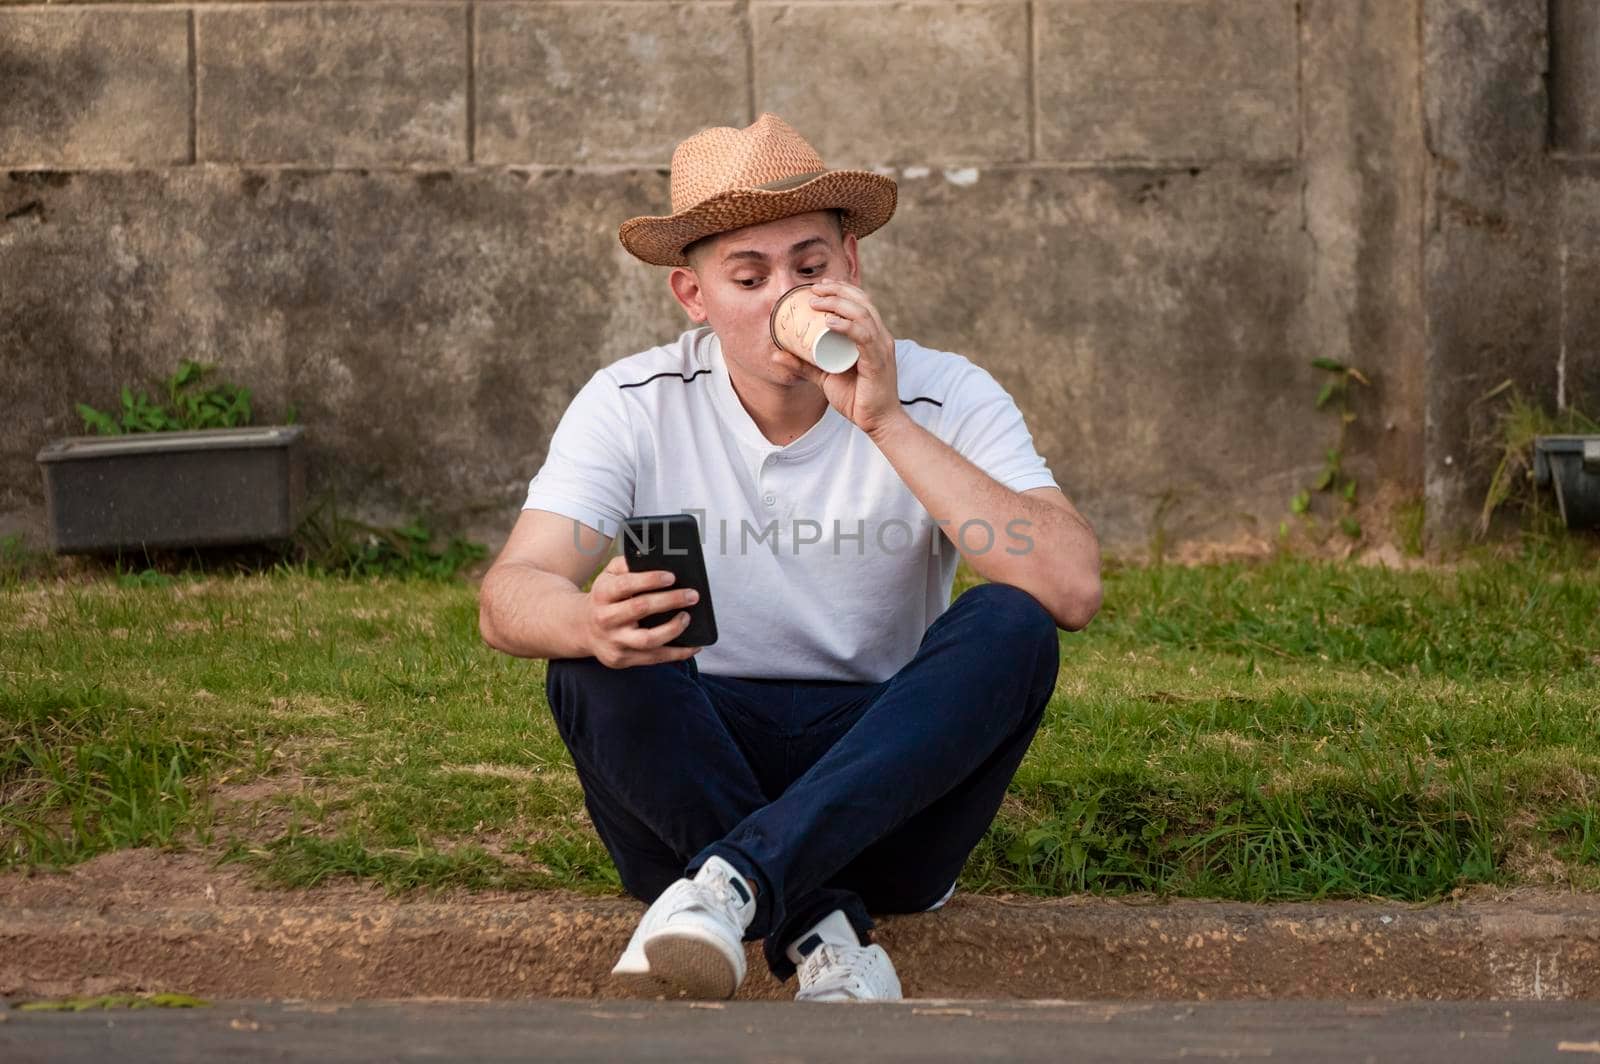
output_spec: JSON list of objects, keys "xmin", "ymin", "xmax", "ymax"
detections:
[{"xmin": 4, "ymin": 850, "xmax": 1598, "ymax": 1003}]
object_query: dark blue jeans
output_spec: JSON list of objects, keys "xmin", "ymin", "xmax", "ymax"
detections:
[{"xmin": 545, "ymin": 583, "xmax": 1059, "ymax": 980}]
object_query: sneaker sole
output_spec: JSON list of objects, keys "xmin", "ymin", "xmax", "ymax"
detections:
[
  {"xmin": 610, "ymin": 967, "xmax": 675, "ymax": 999},
  {"xmin": 795, "ymin": 987, "xmax": 903, "ymax": 1003},
  {"xmin": 642, "ymin": 930, "xmax": 742, "ymax": 1000}
]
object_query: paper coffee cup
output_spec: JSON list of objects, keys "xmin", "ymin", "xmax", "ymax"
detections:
[{"xmin": 769, "ymin": 283, "xmax": 860, "ymax": 374}]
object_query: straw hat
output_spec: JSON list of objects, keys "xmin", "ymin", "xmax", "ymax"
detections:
[{"xmin": 619, "ymin": 114, "xmax": 898, "ymax": 267}]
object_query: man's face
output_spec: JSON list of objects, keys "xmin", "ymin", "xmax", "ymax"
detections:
[{"xmin": 669, "ymin": 211, "xmax": 860, "ymax": 387}]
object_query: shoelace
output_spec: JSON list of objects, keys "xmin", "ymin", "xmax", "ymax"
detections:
[
  {"xmin": 801, "ymin": 943, "xmax": 838, "ymax": 982},
  {"xmin": 800, "ymin": 943, "xmax": 865, "ymax": 995},
  {"xmin": 697, "ymin": 869, "xmax": 742, "ymax": 923}
]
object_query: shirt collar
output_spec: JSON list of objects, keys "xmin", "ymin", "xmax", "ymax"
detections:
[{"xmin": 704, "ymin": 330, "xmax": 848, "ymax": 460}]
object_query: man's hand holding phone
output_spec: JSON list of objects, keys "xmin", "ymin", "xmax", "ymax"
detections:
[{"xmin": 583, "ymin": 555, "xmax": 702, "ymax": 669}]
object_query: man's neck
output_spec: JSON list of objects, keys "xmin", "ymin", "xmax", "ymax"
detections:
[{"xmin": 725, "ymin": 366, "xmax": 830, "ymax": 447}]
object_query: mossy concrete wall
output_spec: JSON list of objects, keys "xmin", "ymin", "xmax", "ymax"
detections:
[
  {"xmin": 1, "ymin": 1, "xmax": 1592, "ymax": 553},
  {"xmin": 1423, "ymin": 0, "xmax": 1600, "ymax": 541}
]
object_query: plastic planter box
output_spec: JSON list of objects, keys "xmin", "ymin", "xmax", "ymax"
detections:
[
  {"xmin": 36, "ymin": 426, "xmax": 306, "ymax": 553},
  {"xmin": 1533, "ymin": 435, "xmax": 1600, "ymax": 529}
]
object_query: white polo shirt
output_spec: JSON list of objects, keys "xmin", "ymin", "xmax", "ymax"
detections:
[{"xmin": 524, "ymin": 327, "xmax": 1058, "ymax": 683}]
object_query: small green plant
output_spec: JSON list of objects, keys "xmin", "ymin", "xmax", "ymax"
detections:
[
  {"xmin": 1544, "ymin": 805, "xmax": 1600, "ymax": 866},
  {"xmin": 291, "ymin": 496, "xmax": 488, "ymax": 580},
  {"xmin": 1285, "ymin": 358, "xmax": 1370, "ymax": 541},
  {"xmin": 1478, "ymin": 382, "xmax": 1599, "ymax": 535},
  {"xmin": 116, "ymin": 567, "xmax": 175, "ymax": 589},
  {"xmin": 0, "ymin": 534, "xmax": 60, "ymax": 587},
  {"xmin": 1397, "ymin": 496, "xmax": 1426, "ymax": 558},
  {"xmin": 75, "ymin": 361, "xmax": 254, "ymax": 435}
]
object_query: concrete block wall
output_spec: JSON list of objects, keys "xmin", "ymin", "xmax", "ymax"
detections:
[
  {"xmin": 1422, "ymin": 0, "xmax": 1600, "ymax": 540},
  {"xmin": 0, "ymin": 0, "xmax": 1588, "ymax": 553}
]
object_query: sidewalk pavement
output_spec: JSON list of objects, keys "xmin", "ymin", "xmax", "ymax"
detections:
[{"xmin": 7, "ymin": 999, "xmax": 1600, "ymax": 1063}]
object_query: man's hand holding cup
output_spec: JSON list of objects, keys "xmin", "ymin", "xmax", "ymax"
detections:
[{"xmin": 770, "ymin": 278, "xmax": 906, "ymax": 442}]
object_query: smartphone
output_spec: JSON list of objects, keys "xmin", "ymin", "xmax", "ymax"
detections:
[{"xmin": 621, "ymin": 513, "xmax": 718, "ymax": 647}]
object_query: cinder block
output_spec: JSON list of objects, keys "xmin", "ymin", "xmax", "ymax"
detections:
[
  {"xmin": 0, "ymin": 10, "xmax": 190, "ymax": 167},
  {"xmin": 196, "ymin": 4, "xmax": 468, "ymax": 166},
  {"xmin": 1037, "ymin": 0, "xmax": 1299, "ymax": 163},
  {"xmin": 0, "ymin": 169, "xmax": 683, "ymax": 530},
  {"xmin": 859, "ymin": 165, "xmax": 1306, "ymax": 544},
  {"xmin": 1299, "ymin": 0, "xmax": 1426, "ymax": 489},
  {"xmin": 477, "ymin": 3, "xmax": 749, "ymax": 166},
  {"xmin": 754, "ymin": 2, "xmax": 1029, "ymax": 166},
  {"xmin": 1551, "ymin": 0, "xmax": 1600, "ymax": 156},
  {"xmin": 1421, "ymin": 0, "xmax": 1561, "ymax": 537},
  {"xmin": 1562, "ymin": 174, "xmax": 1600, "ymax": 408}
]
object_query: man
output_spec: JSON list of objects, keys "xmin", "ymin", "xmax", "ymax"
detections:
[{"xmin": 479, "ymin": 114, "xmax": 1101, "ymax": 1002}]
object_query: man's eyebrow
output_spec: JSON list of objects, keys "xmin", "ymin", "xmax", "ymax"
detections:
[{"xmin": 721, "ymin": 236, "xmax": 829, "ymax": 265}]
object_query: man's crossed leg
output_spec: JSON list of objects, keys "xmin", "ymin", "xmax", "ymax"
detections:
[{"xmin": 544, "ymin": 583, "xmax": 1060, "ymax": 1001}]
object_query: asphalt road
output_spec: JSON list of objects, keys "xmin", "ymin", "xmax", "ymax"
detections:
[{"xmin": 5, "ymin": 999, "xmax": 1600, "ymax": 1062}]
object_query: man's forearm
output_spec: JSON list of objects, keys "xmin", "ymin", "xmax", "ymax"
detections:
[
  {"xmin": 479, "ymin": 561, "xmax": 594, "ymax": 659},
  {"xmin": 868, "ymin": 414, "xmax": 1101, "ymax": 629}
]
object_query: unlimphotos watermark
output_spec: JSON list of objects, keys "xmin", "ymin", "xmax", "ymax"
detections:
[{"xmin": 572, "ymin": 511, "xmax": 1035, "ymax": 558}]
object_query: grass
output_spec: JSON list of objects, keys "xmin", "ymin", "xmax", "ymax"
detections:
[{"xmin": 3, "ymin": 542, "xmax": 1599, "ymax": 903}]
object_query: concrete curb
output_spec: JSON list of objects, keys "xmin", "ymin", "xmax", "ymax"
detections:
[{"xmin": 4, "ymin": 866, "xmax": 1599, "ymax": 1001}]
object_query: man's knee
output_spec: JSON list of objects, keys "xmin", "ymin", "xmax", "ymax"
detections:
[
  {"xmin": 546, "ymin": 655, "xmax": 612, "ymax": 703},
  {"xmin": 545, "ymin": 657, "xmax": 692, "ymax": 736},
  {"xmin": 959, "ymin": 583, "xmax": 1059, "ymax": 659}
]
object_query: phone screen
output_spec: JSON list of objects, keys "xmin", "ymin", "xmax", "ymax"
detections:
[{"xmin": 621, "ymin": 514, "xmax": 718, "ymax": 647}]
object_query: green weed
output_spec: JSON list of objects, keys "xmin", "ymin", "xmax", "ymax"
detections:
[
  {"xmin": 1287, "ymin": 357, "xmax": 1371, "ymax": 541},
  {"xmin": 0, "ymin": 693, "xmax": 229, "ymax": 865},
  {"xmin": 1397, "ymin": 496, "xmax": 1427, "ymax": 557},
  {"xmin": 1543, "ymin": 805, "xmax": 1600, "ymax": 866},
  {"xmin": 75, "ymin": 360, "xmax": 255, "ymax": 435},
  {"xmin": 290, "ymin": 497, "xmax": 488, "ymax": 580},
  {"xmin": 1478, "ymin": 385, "xmax": 1599, "ymax": 535},
  {"xmin": 0, "ymin": 534, "xmax": 62, "ymax": 588}
]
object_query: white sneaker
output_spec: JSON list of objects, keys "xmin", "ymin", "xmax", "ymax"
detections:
[
  {"xmin": 614, "ymin": 855, "xmax": 756, "ymax": 1000},
  {"xmin": 787, "ymin": 910, "xmax": 903, "ymax": 1003},
  {"xmin": 608, "ymin": 913, "xmax": 655, "ymax": 984}
]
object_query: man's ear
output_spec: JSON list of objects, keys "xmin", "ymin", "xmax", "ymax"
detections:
[
  {"xmin": 669, "ymin": 266, "xmax": 708, "ymax": 323},
  {"xmin": 843, "ymin": 233, "xmax": 861, "ymax": 286}
]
